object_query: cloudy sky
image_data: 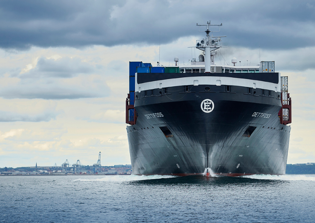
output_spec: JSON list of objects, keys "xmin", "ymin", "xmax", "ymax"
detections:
[{"xmin": 0, "ymin": 0, "xmax": 314, "ymax": 167}]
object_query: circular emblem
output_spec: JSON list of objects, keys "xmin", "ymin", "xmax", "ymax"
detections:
[{"xmin": 201, "ymin": 99, "xmax": 214, "ymax": 113}]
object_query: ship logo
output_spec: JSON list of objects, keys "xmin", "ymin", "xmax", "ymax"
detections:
[{"xmin": 201, "ymin": 99, "xmax": 214, "ymax": 113}]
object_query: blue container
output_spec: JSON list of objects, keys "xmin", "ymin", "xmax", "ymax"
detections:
[
  {"xmin": 129, "ymin": 76, "xmax": 135, "ymax": 91},
  {"xmin": 129, "ymin": 109, "xmax": 134, "ymax": 122},
  {"xmin": 129, "ymin": 61, "xmax": 142, "ymax": 78},
  {"xmin": 129, "ymin": 61, "xmax": 142, "ymax": 105},
  {"xmin": 137, "ymin": 67, "xmax": 150, "ymax": 73},
  {"xmin": 130, "ymin": 92, "xmax": 134, "ymax": 105},
  {"xmin": 143, "ymin": 63, "xmax": 152, "ymax": 68},
  {"xmin": 151, "ymin": 67, "xmax": 165, "ymax": 73}
]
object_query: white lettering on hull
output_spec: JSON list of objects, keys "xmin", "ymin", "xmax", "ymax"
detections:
[
  {"xmin": 145, "ymin": 112, "xmax": 164, "ymax": 119},
  {"xmin": 252, "ymin": 112, "xmax": 271, "ymax": 118}
]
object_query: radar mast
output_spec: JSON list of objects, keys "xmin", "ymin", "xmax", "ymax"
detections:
[{"xmin": 196, "ymin": 21, "xmax": 225, "ymax": 73}]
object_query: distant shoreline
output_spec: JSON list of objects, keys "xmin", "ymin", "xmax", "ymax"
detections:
[
  {"xmin": 1, "ymin": 163, "xmax": 314, "ymax": 175},
  {"xmin": 1, "ymin": 173, "xmax": 315, "ymax": 177},
  {"xmin": 0, "ymin": 174, "xmax": 132, "ymax": 177}
]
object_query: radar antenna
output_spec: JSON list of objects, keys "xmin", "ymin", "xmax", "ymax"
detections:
[
  {"xmin": 174, "ymin": 58, "xmax": 179, "ymax": 66},
  {"xmin": 196, "ymin": 21, "xmax": 225, "ymax": 73}
]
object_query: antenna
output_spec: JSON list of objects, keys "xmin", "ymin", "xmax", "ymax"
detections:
[
  {"xmin": 195, "ymin": 21, "xmax": 225, "ymax": 73},
  {"xmin": 174, "ymin": 58, "xmax": 179, "ymax": 66},
  {"xmin": 196, "ymin": 21, "xmax": 223, "ymax": 35}
]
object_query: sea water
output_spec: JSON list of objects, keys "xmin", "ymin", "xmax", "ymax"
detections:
[{"xmin": 1, "ymin": 174, "xmax": 315, "ymax": 222}]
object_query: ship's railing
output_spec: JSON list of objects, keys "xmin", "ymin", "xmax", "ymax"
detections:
[{"xmin": 179, "ymin": 67, "xmax": 260, "ymax": 74}]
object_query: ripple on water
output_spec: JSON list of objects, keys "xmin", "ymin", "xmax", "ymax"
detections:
[{"xmin": 0, "ymin": 175, "xmax": 314, "ymax": 222}]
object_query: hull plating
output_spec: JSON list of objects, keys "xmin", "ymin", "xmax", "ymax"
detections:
[{"xmin": 127, "ymin": 85, "xmax": 290, "ymax": 176}]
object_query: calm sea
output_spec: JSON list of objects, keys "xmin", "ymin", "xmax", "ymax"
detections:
[{"xmin": 0, "ymin": 174, "xmax": 315, "ymax": 223}]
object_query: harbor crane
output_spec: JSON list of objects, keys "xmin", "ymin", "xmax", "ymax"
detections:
[
  {"xmin": 93, "ymin": 152, "xmax": 101, "ymax": 167},
  {"xmin": 72, "ymin": 160, "xmax": 81, "ymax": 167},
  {"xmin": 72, "ymin": 160, "xmax": 82, "ymax": 173},
  {"xmin": 61, "ymin": 159, "xmax": 69, "ymax": 168}
]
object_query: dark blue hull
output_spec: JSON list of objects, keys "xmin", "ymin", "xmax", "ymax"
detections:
[{"xmin": 127, "ymin": 84, "xmax": 290, "ymax": 176}]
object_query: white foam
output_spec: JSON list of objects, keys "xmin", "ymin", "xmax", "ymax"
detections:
[
  {"xmin": 240, "ymin": 174, "xmax": 315, "ymax": 181},
  {"xmin": 73, "ymin": 175, "xmax": 177, "ymax": 182},
  {"xmin": 202, "ymin": 168, "xmax": 218, "ymax": 177}
]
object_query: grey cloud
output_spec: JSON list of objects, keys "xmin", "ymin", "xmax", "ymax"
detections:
[
  {"xmin": 0, "ymin": 80, "xmax": 110, "ymax": 99},
  {"xmin": 1, "ymin": 89, "xmax": 103, "ymax": 100},
  {"xmin": 0, "ymin": 0, "xmax": 314, "ymax": 50},
  {"xmin": 20, "ymin": 57, "xmax": 96, "ymax": 78},
  {"xmin": 0, "ymin": 110, "xmax": 58, "ymax": 122},
  {"xmin": 0, "ymin": 55, "xmax": 110, "ymax": 100}
]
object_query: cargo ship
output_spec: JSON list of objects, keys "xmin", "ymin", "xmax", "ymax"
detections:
[{"xmin": 125, "ymin": 22, "xmax": 292, "ymax": 176}]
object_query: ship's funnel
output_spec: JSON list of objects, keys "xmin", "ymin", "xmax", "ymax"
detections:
[{"xmin": 203, "ymin": 167, "xmax": 216, "ymax": 177}]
